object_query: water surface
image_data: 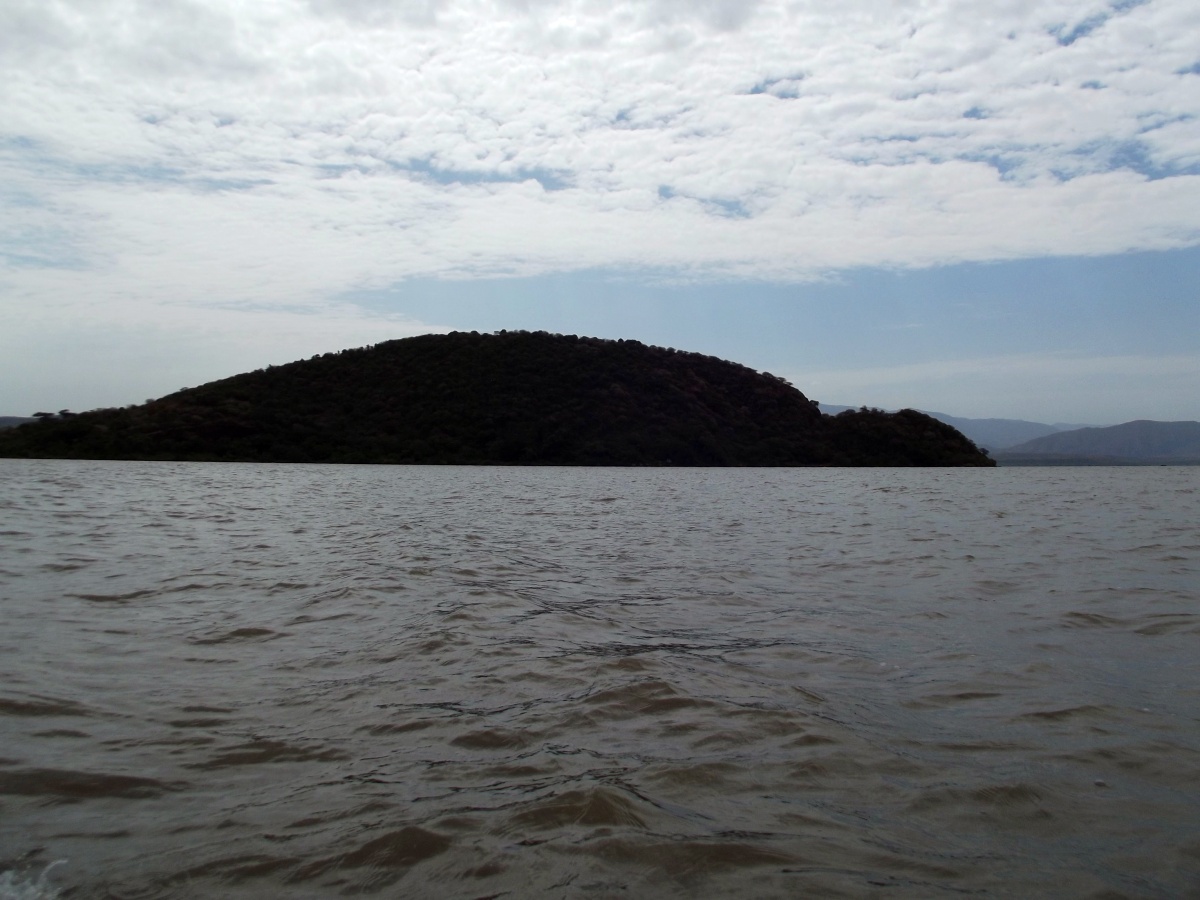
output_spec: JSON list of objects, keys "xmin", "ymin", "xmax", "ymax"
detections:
[{"xmin": 1, "ymin": 461, "xmax": 1198, "ymax": 898}]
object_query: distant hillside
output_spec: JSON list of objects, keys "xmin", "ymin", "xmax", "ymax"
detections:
[
  {"xmin": 999, "ymin": 420, "xmax": 1200, "ymax": 464},
  {"xmin": 916, "ymin": 411, "xmax": 1077, "ymax": 451},
  {"xmin": 0, "ymin": 417, "xmax": 35, "ymax": 430},
  {"xmin": 819, "ymin": 405, "xmax": 1080, "ymax": 450},
  {"xmin": 0, "ymin": 331, "xmax": 992, "ymax": 466}
]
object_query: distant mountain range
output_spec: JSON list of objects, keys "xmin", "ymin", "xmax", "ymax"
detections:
[
  {"xmin": 819, "ymin": 406, "xmax": 1200, "ymax": 464},
  {"xmin": 0, "ymin": 417, "xmax": 34, "ymax": 429},
  {"xmin": 817, "ymin": 405, "xmax": 1087, "ymax": 451},
  {"xmin": 997, "ymin": 420, "xmax": 1200, "ymax": 465}
]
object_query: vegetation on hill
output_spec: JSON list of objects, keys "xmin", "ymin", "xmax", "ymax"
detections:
[{"xmin": 0, "ymin": 331, "xmax": 994, "ymax": 466}]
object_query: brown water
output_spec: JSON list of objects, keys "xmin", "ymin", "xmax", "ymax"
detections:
[{"xmin": 1, "ymin": 460, "xmax": 1198, "ymax": 899}]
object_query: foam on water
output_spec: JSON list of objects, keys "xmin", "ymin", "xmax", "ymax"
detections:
[{"xmin": 0, "ymin": 862, "xmax": 65, "ymax": 900}]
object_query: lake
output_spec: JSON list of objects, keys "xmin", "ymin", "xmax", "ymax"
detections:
[{"xmin": 1, "ymin": 460, "xmax": 1197, "ymax": 898}]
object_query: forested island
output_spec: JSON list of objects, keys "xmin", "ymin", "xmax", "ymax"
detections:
[{"xmin": 0, "ymin": 331, "xmax": 993, "ymax": 466}]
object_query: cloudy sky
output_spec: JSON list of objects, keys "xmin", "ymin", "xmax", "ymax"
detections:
[{"xmin": 3, "ymin": 0, "xmax": 1198, "ymax": 424}]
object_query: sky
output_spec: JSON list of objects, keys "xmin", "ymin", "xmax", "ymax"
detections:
[{"xmin": 2, "ymin": 0, "xmax": 1198, "ymax": 425}]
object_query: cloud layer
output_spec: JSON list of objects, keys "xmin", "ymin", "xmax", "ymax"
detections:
[
  {"xmin": 1, "ymin": 0, "xmax": 1198, "ymax": 414},
  {"xmin": 5, "ymin": 1, "xmax": 1199, "ymax": 290}
]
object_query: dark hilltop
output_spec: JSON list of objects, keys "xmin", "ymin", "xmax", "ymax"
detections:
[{"xmin": 0, "ymin": 331, "xmax": 993, "ymax": 466}]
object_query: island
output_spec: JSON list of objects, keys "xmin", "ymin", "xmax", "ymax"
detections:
[{"xmin": 0, "ymin": 331, "xmax": 994, "ymax": 466}]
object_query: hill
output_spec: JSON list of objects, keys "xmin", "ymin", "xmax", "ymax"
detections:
[
  {"xmin": 997, "ymin": 420, "xmax": 1200, "ymax": 464},
  {"xmin": 0, "ymin": 417, "xmax": 35, "ymax": 430},
  {"xmin": 0, "ymin": 332, "xmax": 993, "ymax": 466}
]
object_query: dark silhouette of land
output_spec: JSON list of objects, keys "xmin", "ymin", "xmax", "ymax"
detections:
[{"xmin": 0, "ymin": 331, "xmax": 994, "ymax": 466}]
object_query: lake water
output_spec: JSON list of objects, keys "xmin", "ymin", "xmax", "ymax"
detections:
[{"xmin": 1, "ymin": 460, "xmax": 1198, "ymax": 899}]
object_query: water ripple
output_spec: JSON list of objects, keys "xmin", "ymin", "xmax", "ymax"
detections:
[{"xmin": 0, "ymin": 460, "xmax": 1197, "ymax": 898}]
